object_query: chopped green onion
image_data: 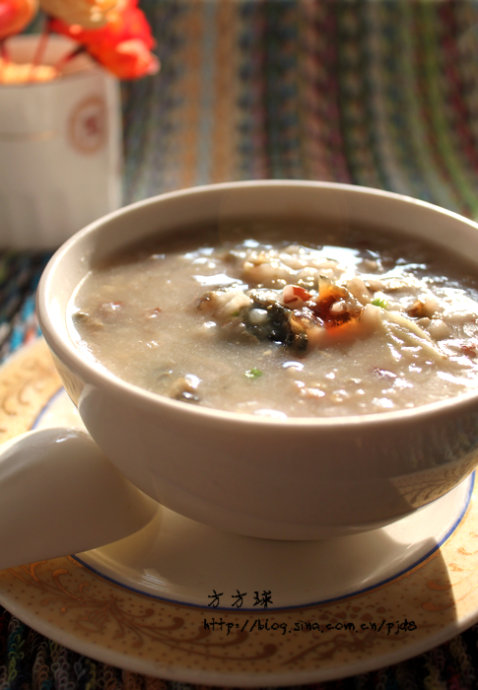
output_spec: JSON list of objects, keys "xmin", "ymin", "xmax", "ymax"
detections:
[
  {"xmin": 245, "ymin": 367, "xmax": 263, "ymax": 379},
  {"xmin": 371, "ymin": 297, "xmax": 388, "ymax": 309}
]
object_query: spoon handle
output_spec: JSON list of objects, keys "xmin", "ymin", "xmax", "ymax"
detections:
[{"xmin": 0, "ymin": 427, "xmax": 158, "ymax": 569}]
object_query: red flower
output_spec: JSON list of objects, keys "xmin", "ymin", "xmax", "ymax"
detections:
[
  {"xmin": 0, "ymin": 0, "xmax": 38, "ymax": 40},
  {"xmin": 50, "ymin": 0, "xmax": 158, "ymax": 79}
]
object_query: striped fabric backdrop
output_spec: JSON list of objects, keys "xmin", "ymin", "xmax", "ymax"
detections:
[
  {"xmin": 0, "ymin": 251, "xmax": 49, "ymax": 360},
  {"xmin": 122, "ymin": 0, "xmax": 478, "ymax": 220}
]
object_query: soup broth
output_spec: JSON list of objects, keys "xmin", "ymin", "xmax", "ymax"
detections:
[{"xmin": 69, "ymin": 221, "xmax": 478, "ymax": 418}]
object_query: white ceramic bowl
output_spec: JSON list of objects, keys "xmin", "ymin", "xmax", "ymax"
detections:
[{"xmin": 37, "ymin": 181, "xmax": 478, "ymax": 540}]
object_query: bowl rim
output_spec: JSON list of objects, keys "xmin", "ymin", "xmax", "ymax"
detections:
[{"xmin": 37, "ymin": 179, "xmax": 478, "ymax": 429}]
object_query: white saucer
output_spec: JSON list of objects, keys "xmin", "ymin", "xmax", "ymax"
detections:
[
  {"xmin": 75, "ymin": 473, "xmax": 472, "ymax": 612},
  {"xmin": 1, "ymin": 340, "xmax": 478, "ymax": 686}
]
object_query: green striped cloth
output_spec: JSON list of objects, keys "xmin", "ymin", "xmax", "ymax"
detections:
[{"xmin": 1, "ymin": 1, "xmax": 478, "ymax": 688}]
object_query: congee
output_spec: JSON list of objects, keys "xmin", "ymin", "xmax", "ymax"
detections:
[{"xmin": 68, "ymin": 220, "xmax": 478, "ymax": 418}]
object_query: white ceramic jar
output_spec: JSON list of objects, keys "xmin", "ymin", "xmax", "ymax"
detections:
[{"xmin": 0, "ymin": 35, "xmax": 122, "ymax": 249}]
